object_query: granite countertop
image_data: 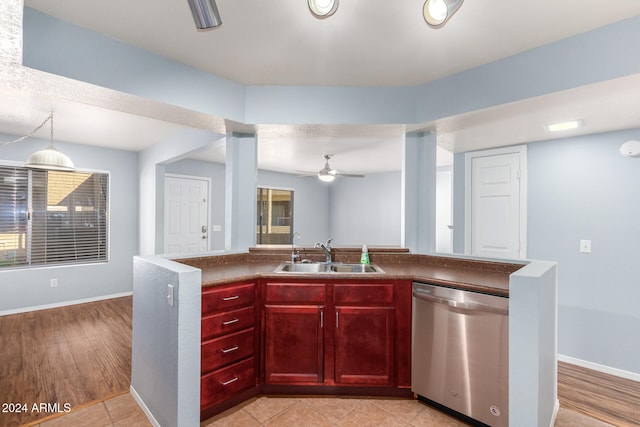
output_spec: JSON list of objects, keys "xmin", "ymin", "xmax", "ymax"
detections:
[{"xmin": 175, "ymin": 247, "xmax": 525, "ymax": 297}]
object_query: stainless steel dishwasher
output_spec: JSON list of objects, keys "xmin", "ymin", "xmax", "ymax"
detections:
[{"xmin": 412, "ymin": 282, "xmax": 509, "ymax": 427}]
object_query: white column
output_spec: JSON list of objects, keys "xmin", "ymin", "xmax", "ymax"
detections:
[
  {"xmin": 402, "ymin": 131, "xmax": 437, "ymax": 253},
  {"xmin": 0, "ymin": 0, "xmax": 22, "ymax": 66},
  {"xmin": 225, "ymin": 133, "xmax": 257, "ymax": 251}
]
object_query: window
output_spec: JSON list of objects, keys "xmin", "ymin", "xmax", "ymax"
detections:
[
  {"xmin": 256, "ymin": 187, "xmax": 293, "ymax": 245},
  {"xmin": 0, "ymin": 165, "xmax": 109, "ymax": 269}
]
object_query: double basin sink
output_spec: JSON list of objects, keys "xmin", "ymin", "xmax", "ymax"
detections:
[{"xmin": 274, "ymin": 261, "xmax": 384, "ymax": 274}]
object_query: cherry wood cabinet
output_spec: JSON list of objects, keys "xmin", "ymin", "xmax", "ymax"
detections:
[
  {"xmin": 261, "ymin": 279, "xmax": 411, "ymax": 388},
  {"xmin": 199, "ymin": 277, "xmax": 412, "ymax": 420},
  {"xmin": 335, "ymin": 306, "xmax": 394, "ymax": 385},
  {"xmin": 334, "ymin": 282, "xmax": 396, "ymax": 385},
  {"xmin": 200, "ymin": 282, "xmax": 257, "ymax": 416},
  {"xmin": 264, "ymin": 305, "xmax": 324, "ymax": 383},
  {"xmin": 263, "ymin": 282, "xmax": 326, "ymax": 384}
]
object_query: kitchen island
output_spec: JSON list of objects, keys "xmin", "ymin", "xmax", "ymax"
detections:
[{"xmin": 131, "ymin": 248, "xmax": 557, "ymax": 427}]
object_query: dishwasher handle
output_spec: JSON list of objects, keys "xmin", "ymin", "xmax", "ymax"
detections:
[{"xmin": 413, "ymin": 289, "xmax": 508, "ymax": 316}]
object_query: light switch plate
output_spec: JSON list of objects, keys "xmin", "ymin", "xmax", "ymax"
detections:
[{"xmin": 580, "ymin": 240, "xmax": 592, "ymax": 253}]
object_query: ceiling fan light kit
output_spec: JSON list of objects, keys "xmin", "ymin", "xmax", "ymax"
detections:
[
  {"xmin": 296, "ymin": 154, "xmax": 365, "ymax": 182},
  {"xmin": 318, "ymin": 170, "xmax": 336, "ymax": 182}
]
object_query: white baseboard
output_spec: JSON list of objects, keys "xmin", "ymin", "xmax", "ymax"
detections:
[
  {"xmin": 549, "ymin": 399, "xmax": 559, "ymax": 427},
  {"xmin": 558, "ymin": 354, "xmax": 640, "ymax": 382},
  {"xmin": 0, "ymin": 291, "xmax": 133, "ymax": 316},
  {"xmin": 130, "ymin": 386, "xmax": 160, "ymax": 427}
]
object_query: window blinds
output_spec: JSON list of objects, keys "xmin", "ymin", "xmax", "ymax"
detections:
[{"xmin": 0, "ymin": 166, "xmax": 109, "ymax": 269}]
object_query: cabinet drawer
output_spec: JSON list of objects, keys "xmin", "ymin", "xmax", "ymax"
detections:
[
  {"xmin": 201, "ymin": 357, "xmax": 255, "ymax": 410},
  {"xmin": 202, "ymin": 283, "xmax": 255, "ymax": 314},
  {"xmin": 265, "ymin": 282, "xmax": 326, "ymax": 303},
  {"xmin": 202, "ymin": 306, "xmax": 255, "ymax": 340},
  {"xmin": 202, "ymin": 328, "xmax": 254, "ymax": 374},
  {"xmin": 333, "ymin": 283, "xmax": 394, "ymax": 304}
]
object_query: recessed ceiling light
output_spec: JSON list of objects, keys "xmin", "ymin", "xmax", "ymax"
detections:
[
  {"xmin": 308, "ymin": 0, "xmax": 339, "ymax": 19},
  {"xmin": 545, "ymin": 119, "xmax": 584, "ymax": 132}
]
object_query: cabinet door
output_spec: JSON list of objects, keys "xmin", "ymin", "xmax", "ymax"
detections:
[
  {"xmin": 335, "ymin": 306, "xmax": 394, "ymax": 385},
  {"xmin": 264, "ymin": 305, "xmax": 324, "ymax": 384}
]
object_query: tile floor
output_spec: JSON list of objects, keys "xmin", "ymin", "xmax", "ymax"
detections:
[
  {"xmin": 30, "ymin": 393, "xmax": 615, "ymax": 427},
  {"xmin": 31, "ymin": 393, "xmax": 150, "ymax": 427}
]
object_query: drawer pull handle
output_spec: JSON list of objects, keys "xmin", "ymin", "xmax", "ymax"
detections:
[
  {"xmin": 220, "ymin": 376, "xmax": 239, "ymax": 386},
  {"xmin": 222, "ymin": 295, "xmax": 240, "ymax": 301},
  {"xmin": 222, "ymin": 318, "xmax": 239, "ymax": 326},
  {"xmin": 221, "ymin": 345, "xmax": 239, "ymax": 354}
]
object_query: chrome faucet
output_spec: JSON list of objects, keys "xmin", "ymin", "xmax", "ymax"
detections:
[
  {"xmin": 314, "ymin": 238, "xmax": 333, "ymax": 263},
  {"xmin": 291, "ymin": 232, "xmax": 301, "ymax": 263}
]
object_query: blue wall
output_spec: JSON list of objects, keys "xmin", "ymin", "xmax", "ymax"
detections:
[
  {"xmin": 0, "ymin": 135, "xmax": 139, "ymax": 313},
  {"xmin": 23, "ymin": 8, "xmax": 640, "ymax": 127},
  {"xmin": 257, "ymin": 169, "xmax": 330, "ymax": 246},
  {"xmin": 23, "ymin": 8, "xmax": 246, "ymax": 123},
  {"xmin": 329, "ymin": 171, "xmax": 402, "ymax": 246},
  {"xmin": 527, "ymin": 129, "xmax": 640, "ymax": 374}
]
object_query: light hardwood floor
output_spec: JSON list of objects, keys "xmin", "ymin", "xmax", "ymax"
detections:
[
  {"xmin": 1, "ymin": 297, "xmax": 638, "ymax": 426},
  {"xmin": 0, "ymin": 298, "xmax": 131, "ymax": 427}
]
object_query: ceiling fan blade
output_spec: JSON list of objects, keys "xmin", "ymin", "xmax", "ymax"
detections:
[{"xmin": 333, "ymin": 169, "xmax": 365, "ymax": 178}]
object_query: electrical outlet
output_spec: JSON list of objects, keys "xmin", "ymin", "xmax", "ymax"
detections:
[
  {"xmin": 580, "ymin": 240, "xmax": 592, "ymax": 253},
  {"xmin": 50, "ymin": 278, "xmax": 58, "ymax": 288}
]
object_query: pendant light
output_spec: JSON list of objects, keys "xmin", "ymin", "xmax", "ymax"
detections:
[
  {"xmin": 423, "ymin": 0, "xmax": 464, "ymax": 27},
  {"xmin": 25, "ymin": 114, "xmax": 75, "ymax": 171}
]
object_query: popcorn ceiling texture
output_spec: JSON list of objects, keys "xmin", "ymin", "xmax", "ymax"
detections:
[{"xmin": 0, "ymin": 0, "xmax": 22, "ymax": 65}]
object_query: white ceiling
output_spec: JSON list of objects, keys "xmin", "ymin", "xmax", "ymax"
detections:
[
  {"xmin": 23, "ymin": 0, "xmax": 640, "ymax": 87},
  {"xmin": 3, "ymin": 1, "xmax": 640, "ymax": 174}
]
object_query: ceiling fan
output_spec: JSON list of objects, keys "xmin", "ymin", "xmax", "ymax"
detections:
[{"xmin": 298, "ymin": 154, "xmax": 365, "ymax": 182}]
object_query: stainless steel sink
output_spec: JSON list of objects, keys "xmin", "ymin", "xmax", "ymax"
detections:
[{"xmin": 274, "ymin": 262, "xmax": 384, "ymax": 274}]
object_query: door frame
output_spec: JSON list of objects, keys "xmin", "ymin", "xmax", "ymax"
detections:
[
  {"xmin": 163, "ymin": 173, "xmax": 212, "ymax": 254},
  {"xmin": 464, "ymin": 145, "xmax": 527, "ymax": 259}
]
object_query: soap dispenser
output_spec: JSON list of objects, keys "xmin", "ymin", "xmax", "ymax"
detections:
[{"xmin": 360, "ymin": 245, "xmax": 370, "ymax": 265}]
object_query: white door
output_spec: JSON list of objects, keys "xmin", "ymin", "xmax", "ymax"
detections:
[
  {"xmin": 466, "ymin": 147, "xmax": 526, "ymax": 259},
  {"xmin": 164, "ymin": 175, "xmax": 209, "ymax": 254}
]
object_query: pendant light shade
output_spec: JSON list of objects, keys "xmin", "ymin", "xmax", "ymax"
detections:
[
  {"xmin": 308, "ymin": 0, "xmax": 339, "ymax": 19},
  {"xmin": 423, "ymin": 0, "xmax": 464, "ymax": 27},
  {"xmin": 24, "ymin": 113, "xmax": 75, "ymax": 171},
  {"xmin": 25, "ymin": 146, "xmax": 75, "ymax": 171},
  {"xmin": 188, "ymin": 0, "xmax": 222, "ymax": 29}
]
